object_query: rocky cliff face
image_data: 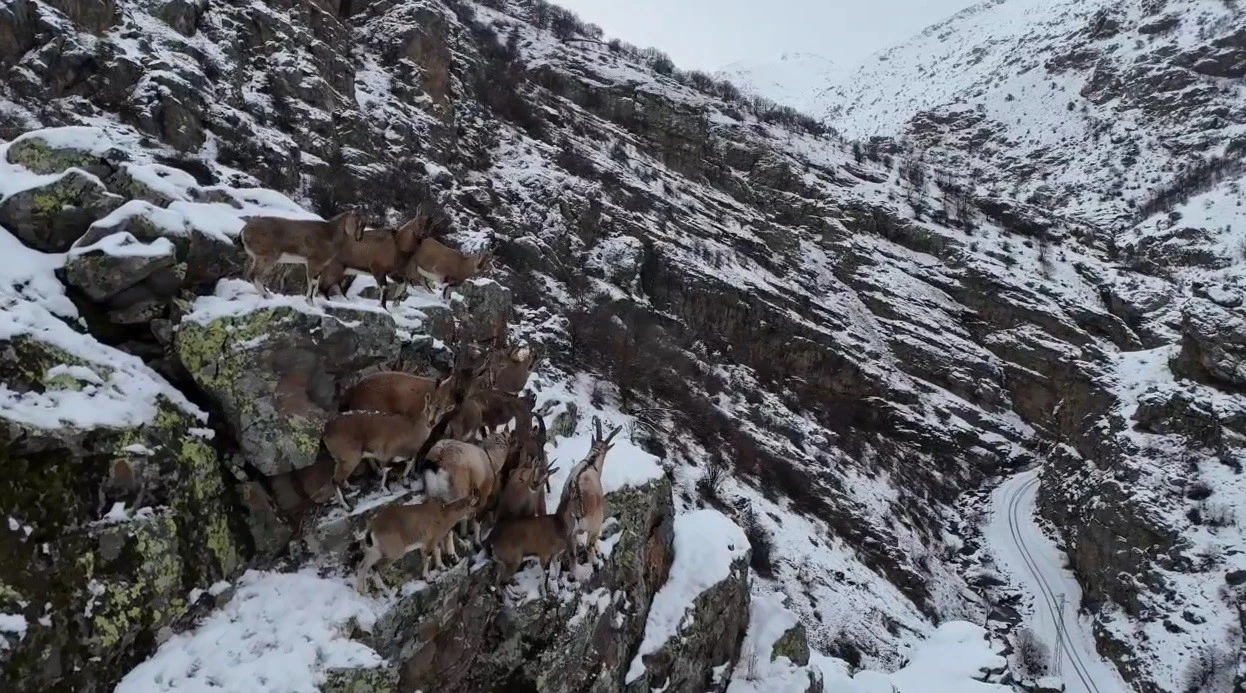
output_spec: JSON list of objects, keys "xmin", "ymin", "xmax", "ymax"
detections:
[{"xmin": 1, "ymin": 0, "xmax": 1237, "ymax": 691}]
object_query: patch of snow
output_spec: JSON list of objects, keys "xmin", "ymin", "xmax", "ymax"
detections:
[
  {"xmin": 69, "ymin": 231, "xmax": 176, "ymax": 259},
  {"xmin": 116, "ymin": 570, "xmax": 386, "ymax": 693},
  {"xmin": 0, "ymin": 226, "xmax": 202, "ymax": 430},
  {"xmin": 816, "ymin": 622, "xmax": 1009, "ymax": 692},
  {"xmin": 727, "ymin": 593, "xmax": 819, "ymax": 693},
  {"xmin": 0, "ymin": 614, "xmax": 28, "ymax": 639},
  {"xmin": 625, "ymin": 509, "xmax": 749, "ymax": 684}
]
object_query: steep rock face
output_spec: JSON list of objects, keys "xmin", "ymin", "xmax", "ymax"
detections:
[
  {"xmin": 0, "ymin": 334, "xmax": 245, "ymax": 690},
  {"xmin": 378, "ymin": 478, "xmax": 676, "ymax": 693}
]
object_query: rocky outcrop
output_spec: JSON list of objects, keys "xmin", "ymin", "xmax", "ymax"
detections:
[
  {"xmin": 1173, "ymin": 300, "xmax": 1246, "ymax": 388},
  {"xmin": 623, "ymin": 550, "xmax": 751, "ymax": 693},
  {"xmin": 176, "ymin": 302, "xmax": 401, "ymax": 476},
  {"xmin": 0, "ymin": 170, "xmax": 125, "ymax": 252},
  {"xmin": 64, "ymin": 201, "xmax": 246, "ymax": 321},
  {"xmin": 0, "ymin": 335, "xmax": 245, "ymax": 692}
]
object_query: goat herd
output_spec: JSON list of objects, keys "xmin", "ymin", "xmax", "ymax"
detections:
[
  {"xmin": 240, "ymin": 203, "xmax": 492, "ymax": 308},
  {"xmin": 237, "ymin": 208, "xmax": 622, "ymax": 597}
]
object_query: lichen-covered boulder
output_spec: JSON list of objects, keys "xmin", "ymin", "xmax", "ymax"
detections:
[
  {"xmin": 175, "ymin": 293, "xmax": 401, "ymax": 475},
  {"xmin": 0, "ymin": 332, "xmax": 245, "ymax": 692},
  {"xmin": 321, "ymin": 666, "xmax": 400, "ymax": 693},
  {"xmin": 4, "ymin": 128, "xmax": 119, "ymax": 176},
  {"xmin": 451, "ymin": 277, "xmax": 513, "ymax": 342},
  {"xmin": 1173, "ymin": 299, "xmax": 1246, "ymax": 387},
  {"xmin": 624, "ymin": 509, "xmax": 752, "ymax": 693},
  {"xmin": 0, "ymin": 170, "xmax": 126, "ymax": 251}
]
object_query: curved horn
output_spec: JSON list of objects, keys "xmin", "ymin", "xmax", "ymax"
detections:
[{"xmin": 603, "ymin": 424, "xmax": 622, "ymax": 446}]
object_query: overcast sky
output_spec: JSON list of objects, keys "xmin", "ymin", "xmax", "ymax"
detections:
[{"xmin": 552, "ymin": 0, "xmax": 978, "ymax": 71}]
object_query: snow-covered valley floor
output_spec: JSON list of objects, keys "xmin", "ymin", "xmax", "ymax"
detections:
[{"xmin": 987, "ymin": 469, "xmax": 1129, "ymax": 693}]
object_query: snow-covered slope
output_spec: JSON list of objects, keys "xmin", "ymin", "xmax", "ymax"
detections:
[
  {"xmin": 827, "ymin": 0, "xmax": 1246, "ymax": 233},
  {"xmin": 716, "ymin": 52, "xmax": 843, "ymax": 115}
]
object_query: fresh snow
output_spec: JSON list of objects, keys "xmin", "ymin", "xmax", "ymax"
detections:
[
  {"xmin": 0, "ymin": 224, "xmax": 203, "ymax": 430},
  {"xmin": 625, "ymin": 509, "xmax": 749, "ymax": 684},
  {"xmin": 116, "ymin": 570, "xmax": 386, "ymax": 693},
  {"xmin": 715, "ymin": 52, "xmax": 844, "ymax": 117},
  {"xmin": 816, "ymin": 622, "xmax": 1009, "ymax": 692},
  {"xmin": 0, "ymin": 613, "xmax": 28, "ymax": 639},
  {"xmin": 727, "ymin": 593, "xmax": 818, "ymax": 693},
  {"xmin": 986, "ymin": 469, "xmax": 1129, "ymax": 693},
  {"xmin": 68, "ymin": 231, "xmax": 176, "ymax": 259}
]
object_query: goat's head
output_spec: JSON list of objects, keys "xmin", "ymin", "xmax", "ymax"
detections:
[
  {"xmin": 589, "ymin": 416, "xmax": 622, "ymax": 468},
  {"xmin": 430, "ymin": 373, "xmax": 459, "ymax": 420},
  {"xmin": 337, "ymin": 209, "xmax": 364, "ymax": 241},
  {"xmin": 532, "ymin": 458, "xmax": 559, "ymax": 492},
  {"xmin": 475, "ymin": 251, "xmax": 494, "ymax": 273}
]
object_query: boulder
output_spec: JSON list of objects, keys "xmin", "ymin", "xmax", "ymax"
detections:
[
  {"xmin": 450, "ymin": 277, "xmax": 513, "ymax": 343},
  {"xmin": 5, "ymin": 131, "xmax": 119, "ymax": 176},
  {"xmin": 0, "ymin": 333, "xmax": 245, "ymax": 692},
  {"xmin": 130, "ymin": 72, "xmax": 208, "ymax": 152},
  {"xmin": 1173, "ymin": 300, "xmax": 1246, "ymax": 388},
  {"xmin": 42, "ymin": 0, "xmax": 120, "ymax": 34},
  {"xmin": 321, "ymin": 667, "xmax": 400, "ymax": 693},
  {"xmin": 175, "ymin": 301, "xmax": 401, "ymax": 476},
  {"xmin": 134, "ymin": 0, "xmax": 207, "ymax": 36},
  {"xmin": 63, "ymin": 201, "xmax": 246, "ymax": 323},
  {"xmin": 0, "ymin": 170, "xmax": 126, "ymax": 251}
]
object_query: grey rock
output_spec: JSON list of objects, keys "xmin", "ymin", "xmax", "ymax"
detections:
[
  {"xmin": 1174, "ymin": 300, "xmax": 1246, "ymax": 387},
  {"xmin": 0, "ymin": 170, "xmax": 126, "ymax": 252},
  {"xmin": 451, "ymin": 277, "xmax": 513, "ymax": 343},
  {"xmin": 624, "ymin": 552, "xmax": 751, "ymax": 693},
  {"xmin": 175, "ymin": 304, "xmax": 401, "ymax": 475}
]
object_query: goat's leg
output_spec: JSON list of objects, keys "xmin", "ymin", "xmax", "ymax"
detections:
[
  {"xmin": 375, "ymin": 273, "xmax": 389, "ymax": 310},
  {"xmin": 379, "ymin": 465, "xmax": 392, "ymax": 492},
  {"xmin": 420, "ymin": 548, "xmax": 432, "ymax": 580},
  {"xmin": 433, "ymin": 541, "xmax": 447, "ymax": 571},
  {"xmin": 334, "ymin": 484, "xmax": 353, "ymax": 512},
  {"xmin": 472, "ymin": 518, "xmax": 483, "ymax": 546},
  {"xmin": 355, "ymin": 538, "xmax": 383, "ymax": 593},
  {"xmin": 401, "ymin": 458, "xmax": 417, "ymax": 485},
  {"xmin": 589, "ymin": 532, "xmax": 602, "ymax": 566},
  {"xmin": 370, "ymin": 570, "xmax": 390, "ymax": 596},
  {"xmin": 444, "ymin": 532, "xmax": 459, "ymax": 562},
  {"xmin": 250, "ymin": 256, "xmax": 274, "ymax": 296},
  {"xmin": 303, "ymin": 262, "xmax": 320, "ymax": 300}
]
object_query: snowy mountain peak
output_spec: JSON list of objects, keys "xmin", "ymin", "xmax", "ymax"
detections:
[{"xmin": 716, "ymin": 52, "xmax": 844, "ymax": 116}]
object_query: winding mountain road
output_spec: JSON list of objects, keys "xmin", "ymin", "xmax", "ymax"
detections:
[{"xmin": 987, "ymin": 469, "xmax": 1128, "ymax": 693}]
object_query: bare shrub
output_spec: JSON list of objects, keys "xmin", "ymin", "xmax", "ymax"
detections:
[
  {"xmin": 1182, "ymin": 645, "xmax": 1233, "ymax": 692},
  {"xmin": 696, "ymin": 454, "xmax": 729, "ymax": 503},
  {"xmin": 1014, "ymin": 627, "xmax": 1050, "ymax": 678},
  {"xmin": 1201, "ymin": 502, "xmax": 1237, "ymax": 528}
]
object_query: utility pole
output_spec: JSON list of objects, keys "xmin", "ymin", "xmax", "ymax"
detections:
[{"xmin": 1054, "ymin": 593, "xmax": 1066, "ymax": 676}]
